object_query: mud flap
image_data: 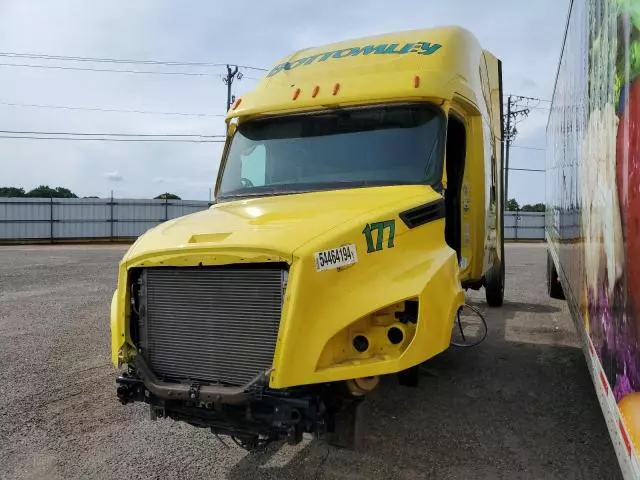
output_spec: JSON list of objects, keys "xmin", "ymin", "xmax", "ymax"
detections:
[
  {"xmin": 546, "ymin": 249, "xmax": 565, "ymax": 300},
  {"xmin": 398, "ymin": 365, "xmax": 420, "ymax": 387},
  {"xmin": 326, "ymin": 400, "xmax": 364, "ymax": 450}
]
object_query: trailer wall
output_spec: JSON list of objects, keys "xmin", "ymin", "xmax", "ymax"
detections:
[{"xmin": 547, "ymin": 0, "xmax": 640, "ymax": 475}]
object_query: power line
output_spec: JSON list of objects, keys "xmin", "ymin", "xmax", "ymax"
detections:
[
  {"xmin": 0, "ymin": 61, "xmax": 267, "ymax": 78},
  {"xmin": 0, "ymin": 101, "xmax": 225, "ymax": 117},
  {"xmin": 0, "ymin": 129, "xmax": 224, "ymax": 138},
  {"xmin": 513, "ymin": 105, "xmax": 550, "ymax": 112},
  {"xmin": 504, "ymin": 94, "xmax": 552, "ymax": 103},
  {"xmin": 504, "ymin": 95, "xmax": 528, "ymax": 201},
  {"xmin": 0, "ymin": 135, "xmax": 226, "ymax": 143},
  {"xmin": 511, "ymin": 144, "xmax": 546, "ymax": 151},
  {"xmin": 508, "ymin": 167, "xmax": 545, "ymax": 172},
  {"xmin": 0, "ymin": 51, "xmax": 268, "ymax": 71},
  {"xmin": 503, "ymin": 94, "xmax": 551, "ymax": 200},
  {"xmin": 0, "ymin": 62, "xmax": 224, "ymax": 77}
]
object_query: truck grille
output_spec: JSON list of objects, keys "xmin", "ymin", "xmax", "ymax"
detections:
[{"xmin": 138, "ymin": 265, "xmax": 285, "ymax": 386}]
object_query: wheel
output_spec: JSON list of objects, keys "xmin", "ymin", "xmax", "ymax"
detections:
[
  {"xmin": 486, "ymin": 188, "xmax": 506, "ymax": 307},
  {"xmin": 485, "ymin": 260, "xmax": 504, "ymax": 307},
  {"xmin": 547, "ymin": 250, "xmax": 565, "ymax": 300}
]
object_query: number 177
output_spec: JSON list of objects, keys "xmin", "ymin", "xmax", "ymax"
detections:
[{"xmin": 362, "ymin": 220, "xmax": 395, "ymax": 253}]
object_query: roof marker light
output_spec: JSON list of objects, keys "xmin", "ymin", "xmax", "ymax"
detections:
[
  {"xmin": 332, "ymin": 83, "xmax": 340, "ymax": 95},
  {"xmin": 231, "ymin": 98, "xmax": 242, "ymax": 110},
  {"xmin": 312, "ymin": 86, "xmax": 320, "ymax": 98},
  {"xmin": 292, "ymin": 88, "xmax": 301, "ymax": 100},
  {"xmin": 414, "ymin": 76, "xmax": 421, "ymax": 88}
]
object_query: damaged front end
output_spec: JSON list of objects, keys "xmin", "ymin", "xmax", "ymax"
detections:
[
  {"xmin": 113, "ymin": 262, "xmax": 369, "ymax": 449},
  {"xmin": 115, "ymin": 363, "xmax": 338, "ymax": 448},
  {"xmin": 110, "ymin": 185, "xmax": 464, "ymax": 449}
]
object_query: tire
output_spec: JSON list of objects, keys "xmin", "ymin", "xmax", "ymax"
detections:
[
  {"xmin": 485, "ymin": 260, "xmax": 504, "ymax": 307},
  {"xmin": 486, "ymin": 177, "xmax": 506, "ymax": 307},
  {"xmin": 547, "ymin": 250, "xmax": 565, "ymax": 300}
]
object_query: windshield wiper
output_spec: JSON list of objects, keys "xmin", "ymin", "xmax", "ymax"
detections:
[{"xmin": 217, "ymin": 187, "xmax": 306, "ymax": 201}]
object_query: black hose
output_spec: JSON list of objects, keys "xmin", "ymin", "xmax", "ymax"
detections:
[
  {"xmin": 456, "ymin": 310, "xmax": 467, "ymax": 342},
  {"xmin": 230, "ymin": 436, "xmax": 247, "ymax": 449},
  {"xmin": 215, "ymin": 433, "xmax": 230, "ymax": 448},
  {"xmin": 450, "ymin": 303, "xmax": 488, "ymax": 348}
]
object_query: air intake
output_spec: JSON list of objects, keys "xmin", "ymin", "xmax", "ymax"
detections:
[{"xmin": 399, "ymin": 199, "xmax": 446, "ymax": 228}]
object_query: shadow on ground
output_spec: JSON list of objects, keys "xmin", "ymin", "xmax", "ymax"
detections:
[{"xmin": 227, "ymin": 307, "xmax": 616, "ymax": 479}]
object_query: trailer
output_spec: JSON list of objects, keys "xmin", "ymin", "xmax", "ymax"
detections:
[{"xmin": 546, "ymin": 0, "xmax": 640, "ymax": 477}]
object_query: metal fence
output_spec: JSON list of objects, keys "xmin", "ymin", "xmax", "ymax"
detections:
[
  {"xmin": 504, "ymin": 211, "xmax": 545, "ymax": 240},
  {"xmin": 0, "ymin": 198, "xmax": 210, "ymax": 243},
  {"xmin": 0, "ymin": 198, "xmax": 545, "ymax": 243}
]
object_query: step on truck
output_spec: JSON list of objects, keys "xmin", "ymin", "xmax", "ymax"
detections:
[
  {"xmin": 546, "ymin": 0, "xmax": 640, "ymax": 477},
  {"xmin": 111, "ymin": 26, "xmax": 505, "ymax": 449}
]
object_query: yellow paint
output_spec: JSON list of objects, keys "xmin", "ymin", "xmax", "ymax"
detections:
[
  {"xmin": 110, "ymin": 26, "xmax": 503, "ymax": 389},
  {"xmin": 456, "ymin": 111, "xmax": 488, "ymax": 281},
  {"xmin": 229, "ymin": 27, "xmax": 482, "ymax": 122},
  {"xmin": 619, "ymin": 392, "xmax": 640, "ymax": 457}
]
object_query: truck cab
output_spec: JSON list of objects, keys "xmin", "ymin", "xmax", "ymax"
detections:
[{"xmin": 111, "ymin": 25, "xmax": 504, "ymax": 448}]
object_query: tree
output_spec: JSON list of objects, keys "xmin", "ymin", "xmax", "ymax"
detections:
[
  {"xmin": 520, "ymin": 203, "xmax": 545, "ymax": 212},
  {"xmin": 0, "ymin": 187, "xmax": 26, "ymax": 197},
  {"xmin": 52, "ymin": 187, "xmax": 78, "ymax": 198},
  {"xmin": 25, "ymin": 185, "xmax": 78, "ymax": 198},
  {"xmin": 155, "ymin": 193, "xmax": 181, "ymax": 200},
  {"xmin": 505, "ymin": 198, "xmax": 520, "ymax": 211}
]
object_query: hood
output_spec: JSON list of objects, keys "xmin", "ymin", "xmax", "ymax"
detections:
[{"xmin": 124, "ymin": 185, "xmax": 439, "ymax": 263}]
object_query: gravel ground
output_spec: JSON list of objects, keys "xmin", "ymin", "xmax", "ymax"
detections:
[{"xmin": 0, "ymin": 243, "xmax": 620, "ymax": 479}]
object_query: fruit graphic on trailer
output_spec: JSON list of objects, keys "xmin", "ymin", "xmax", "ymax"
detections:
[{"xmin": 616, "ymin": 76, "xmax": 640, "ymax": 326}]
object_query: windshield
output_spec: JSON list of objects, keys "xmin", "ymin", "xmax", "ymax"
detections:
[{"xmin": 217, "ymin": 103, "xmax": 445, "ymax": 200}]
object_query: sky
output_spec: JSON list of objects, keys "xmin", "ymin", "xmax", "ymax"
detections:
[{"xmin": 0, "ymin": 0, "xmax": 568, "ymax": 203}]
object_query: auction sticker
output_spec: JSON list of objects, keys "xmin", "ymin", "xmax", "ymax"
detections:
[{"xmin": 315, "ymin": 244, "xmax": 358, "ymax": 272}]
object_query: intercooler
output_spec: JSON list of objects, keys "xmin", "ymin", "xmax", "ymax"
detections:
[{"xmin": 137, "ymin": 265, "xmax": 285, "ymax": 387}]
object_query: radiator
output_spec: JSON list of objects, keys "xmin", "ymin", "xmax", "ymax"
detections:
[{"xmin": 138, "ymin": 265, "xmax": 285, "ymax": 387}]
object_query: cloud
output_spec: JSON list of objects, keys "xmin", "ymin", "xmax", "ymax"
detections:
[{"xmin": 104, "ymin": 171, "xmax": 123, "ymax": 182}]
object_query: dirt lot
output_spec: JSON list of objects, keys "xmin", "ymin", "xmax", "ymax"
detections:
[{"xmin": 0, "ymin": 244, "xmax": 620, "ymax": 479}]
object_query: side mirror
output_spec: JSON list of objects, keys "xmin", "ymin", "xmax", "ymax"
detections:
[
  {"xmin": 226, "ymin": 119, "xmax": 238, "ymax": 137},
  {"xmin": 441, "ymin": 145, "xmax": 448, "ymax": 191}
]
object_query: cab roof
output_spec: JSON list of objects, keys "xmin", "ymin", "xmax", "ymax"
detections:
[{"xmin": 228, "ymin": 26, "xmax": 491, "ymax": 121}]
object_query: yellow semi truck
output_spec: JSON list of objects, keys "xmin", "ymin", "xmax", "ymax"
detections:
[{"xmin": 111, "ymin": 25, "xmax": 504, "ymax": 448}]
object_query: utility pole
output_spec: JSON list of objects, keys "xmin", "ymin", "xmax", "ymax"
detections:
[
  {"xmin": 222, "ymin": 65, "xmax": 242, "ymax": 111},
  {"xmin": 503, "ymin": 95, "xmax": 532, "ymax": 203},
  {"xmin": 504, "ymin": 95, "xmax": 512, "ymax": 205}
]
